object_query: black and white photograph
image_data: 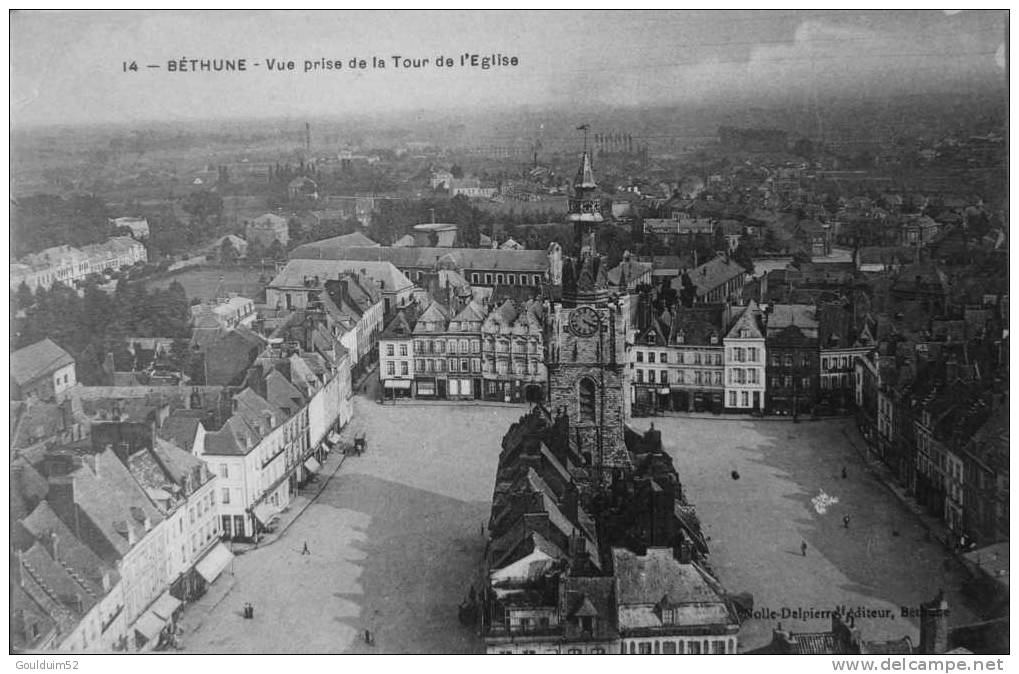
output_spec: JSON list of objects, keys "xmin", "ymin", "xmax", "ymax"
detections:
[{"xmin": 8, "ymin": 9, "xmax": 1010, "ymax": 662}]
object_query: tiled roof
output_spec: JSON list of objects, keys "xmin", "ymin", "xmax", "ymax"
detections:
[
  {"xmin": 685, "ymin": 255, "xmax": 746, "ymax": 296},
  {"xmin": 289, "ymin": 242, "xmax": 550, "ymax": 273},
  {"xmin": 11, "ymin": 339, "xmax": 74, "ymax": 386},
  {"xmin": 269, "ymin": 258, "xmax": 413, "ymax": 293},
  {"xmin": 612, "ymin": 547, "xmax": 731, "ymax": 630}
]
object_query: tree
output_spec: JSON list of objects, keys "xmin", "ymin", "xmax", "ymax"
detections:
[
  {"xmin": 733, "ymin": 242, "xmax": 755, "ymax": 275},
  {"xmin": 247, "ymin": 237, "xmax": 266, "ymax": 261},
  {"xmin": 267, "ymin": 239, "xmax": 286, "ymax": 260},
  {"xmin": 15, "ymin": 282, "xmax": 33, "ymax": 310},
  {"xmin": 220, "ymin": 237, "xmax": 239, "ymax": 264}
]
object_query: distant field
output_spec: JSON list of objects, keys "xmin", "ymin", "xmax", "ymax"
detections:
[{"xmin": 143, "ymin": 264, "xmax": 274, "ymax": 303}]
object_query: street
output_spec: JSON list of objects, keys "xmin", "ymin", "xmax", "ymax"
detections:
[
  {"xmin": 179, "ymin": 396, "xmax": 520, "ymax": 654},
  {"xmin": 179, "ymin": 402, "xmax": 977, "ymax": 653}
]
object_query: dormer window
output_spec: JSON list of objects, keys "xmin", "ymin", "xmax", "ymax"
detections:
[
  {"xmin": 647, "ymin": 333, "xmax": 656, "ymax": 345},
  {"xmin": 740, "ymin": 328, "xmax": 749, "ymax": 338},
  {"xmin": 710, "ymin": 334, "xmax": 718, "ymax": 345}
]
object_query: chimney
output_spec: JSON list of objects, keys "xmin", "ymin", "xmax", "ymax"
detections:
[
  {"xmin": 678, "ymin": 540, "xmax": 692, "ymax": 564},
  {"xmin": 919, "ymin": 590, "xmax": 949, "ymax": 654},
  {"xmin": 43, "ymin": 531, "xmax": 60, "ymax": 563}
]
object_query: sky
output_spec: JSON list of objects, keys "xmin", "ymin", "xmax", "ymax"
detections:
[{"xmin": 10, "ymin": 10, "xmax": 1008, "ymax": 127}]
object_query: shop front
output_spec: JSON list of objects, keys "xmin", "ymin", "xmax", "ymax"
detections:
[
  {"xmin": 383, "ymin": 378, "xmax": 413, "ymax": 399},
  {"xmin": 415, "ymin": 377, "xmax": 437, "ymax": 398},
  {"xmin": 447, "ymin": 377, "xmax": 475, "ymax": 400}
]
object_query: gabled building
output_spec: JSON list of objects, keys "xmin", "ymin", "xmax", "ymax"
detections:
[
  {"xmin": 723, "ymin": 301, "xmax": 766, "ymax": 411},
  {"xmin": 613, "ymin": 547, "xmax": 739, "ymax": 655},
  {"xmin": 11, "ymin": 339, "xmax": 77, "ymax": 402},
  {"xmin": 244, "ymin": 213, "xmax": 289, "ymax": 248},
  {"xmin": 764, "ymin": 304, "xmax": 819, "ymax": 416}
]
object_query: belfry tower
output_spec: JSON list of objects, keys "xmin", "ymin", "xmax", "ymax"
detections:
[{"xmin": 547, "ymin": 135, "xmax": 632, "ymax": 475}]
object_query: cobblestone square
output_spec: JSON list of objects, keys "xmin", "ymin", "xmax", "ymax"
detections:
[{"xmin": 180, "ymin": 400, "xmax": 977, "ymax": 653}]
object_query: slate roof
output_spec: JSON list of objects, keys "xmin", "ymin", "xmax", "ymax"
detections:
[
  {"xmin": 11, "ymin": 339, "xmax": 75, "ymax": 386},
  {"xmin": 156, "ymin": 414, "xmax": 203, "ymax": 452},
  {"xmin": 19, "ymin": 500, "xmax": 118, "ymax": 598},
  {"xmin": 325, "ymin": 232, "xmax": 378, "ymax": 247},
  {"xmin": 726, "ymin": 300, "xmax": 765, "ymax": 339},
  {"xmin": 670, "ymin": 305, "xmax": 725, "ymax": 346},
  {"xmin": 63, "ymin": 449, "xmax": 164, "ymax": 561},
  {"xmin": 683, "ymin": 255, "xmax": 746, "ymax": 297},
  {"xmin": 288, "ymin": 242, "xmax": 550, "ymax": 273}
]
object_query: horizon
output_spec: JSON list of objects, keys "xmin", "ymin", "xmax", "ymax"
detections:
[{"xmin": 11, "ymin": 10, "xmax": 1007, "ymax": 129}]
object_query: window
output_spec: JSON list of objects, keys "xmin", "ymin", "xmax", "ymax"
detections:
[
  {"xmin": 220, "ymin": 464, "xmax": 228, "ymax": 479},
  {"xmin": 591, "ymin": 648, "xmax": 605, "ymax": 654},
  {"xmin": 449, "ymin": 359, "xmax": 458, "ymax": 372},
  {"xmin": 387, "ymin": 362, "xmax": 395, "ymax": 375},
  {"xmin": 741, "ymin": 391, "xmax": 749, "ymax": 407},
  {"xmin": 663, "ymin": 642, "xmax": 677, "ymax": 655},
  {"xmin": 728, "ymin": 391, "xmax": 736, "ymax": 407},
  {"xmin": 448, "ymin": 339, "xmax": 457, "ymax": 353},
  {"xmin": 399, "ymin": 344, "xmax": 407, "ymax": 356},
  {"xmin": 519, "ymin": 618, "xmax": 530, "ymax": 631},
  {"xmin": 712, "ymin": 640, "xmax": 726, "ymax": 654},
  {"xmin": 400, "ymin": 362, "xmax": 408, "ymax": 375},
  {"xmin": 688, "ymin": 641, "xmax": 701, "ymax": 655},
  {"xmin": 472, "ymin": 359, "xmax": 481, "ymax": 372},
  {"xmin": 579, "ymin": 378, "xmax": 596, "ymax": 421},
  {"xmin": 636, "ymin": 369, "xmax": 644, "ymax": 383},
  {"xmin": 459, "ymin": 339, "xmax": 469, "ymax": 353},
  {"xmin": 802, "ymin": 377, "xmax": 811, "ymax": 389},
  {"xmin": 471, "ymin": 273, "xmax": 480, "ymax": 284},
  {"xmin": 485, "ymin": 273, "xmax": 493, "ymax": 284},
  {"xmin": 497, "ymin": 274, "xmax": 504, "ymax": 284},
  {"xmin": 748, "ymin": 347, "xmax": 757, "ymax": 362},
  {"xmin": 648, "ymin": 370, "xmax": 656, "ymax": 383},
  {"xmin": 648, "ymin": 352, "xmax": 656, "ymax": 364},
  {"xmin": 386, "ymin": 344, "xmax": 394, "ymax": 357},
  {"xmin": 647, "ymin": 333, "xmax": 656, "ymax": 345},
  {"xmin": 567, "ymin": 649, "xmax": 582, "ymax": 655},
  {"xmin": 694, "ymin": 352, "xmax": 702, "ymax": 365},
  {"xmin": 660, "ymin": 352, "xmax": 668, "ymax": 363},
  {"xmin": 471, "ymin": 339, "xmax": 480, "ymax": 352},
  {"xmin": 784, "ymin": 354, "xmax": 793, "ymax": 367},
  {"xmin": 461, "ymin": 359, "xmax": 469, "ymax": 372},
  {"xmin": 221, "ymin": 488, "xmax": 230, "ymax": 504},
  {"xmin": 638, "ymin": 642, "xmax": 652, "ymax": 655},
  {"xmin": 660, "ymin": 371, "xmax": 668, "ymax": 384},
  {"xmin": 636, "ymin": 351, "xmax": 644, "ymax": 363},
  {"xmin": 508, "ymin": 274, "xmax": 516, "ymax": 285},
  {"xmin": 714, "ymin": 372, "xmax": 722, "ymax": 385},
  {"xmin": 533, "ymin": 275, "xmax": 541, "ymax": 285},
  {"xmin": 772, "ymin": 354, "xmax": 781, "ymax": 366}
]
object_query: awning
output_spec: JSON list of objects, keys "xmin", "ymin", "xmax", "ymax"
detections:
[
  {"xmin": 252, "ymin": 502, "xmax": 278, "ymax": 527},
  {"xmin": 658, "ymin": 387, "xmax": 671, "ymax": 395},
  {"xmin": 195, "ymin": 542, "xmax": 234, "ymax": 583},
  {"xmin": 134, "ymin": 611, "xmax": 165, "ymax": 643},
  {"xmin": 417, "ymin": 381, "xmax": 436, "ymax": 395},
  {"xmin": 384, "ymin": 379, "xmax": 412, "ymax": 389},
  {"xmin": 303, "ymin": 456, "xmax": 321, "ymax": 473},
  {"xmin": 151, "ymin": 590, "xmax": 182, "ymax": 621}
]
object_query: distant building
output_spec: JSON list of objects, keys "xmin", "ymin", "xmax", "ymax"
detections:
[
  {"xmin": 266, "ymin": 258, "xmax": 414, "ymax": 315},
  {"xmin": 10, "ymin": 237, "xmax": 148, "ymax": 292},
  {"xmin": 109, "ymin": 217, "xmax": 150, "ymax": 239},
  {"xmin": 244, "ymin": 213, "xmax": 289, "ymax": 248},
  {"xmin": 412, "ymin": 222, "xmax": 458, "ymax": 247},
  {"xmin": 673, "ymin": 255, "xmax": 746, "ymax": 305},
  {"xmin": 449, "ymin": 178, "xmax": 497, "ymax": 199},
  {"xmin": 11, "ymin": 339, "xmax": 77, "ymax": 401},
  {"xmin": 289, "ymin": 241, "xmax": 557, "ymax": 293},
  {"xmin": 287, "ymin": 176, "xmax": 318, "ymax": 201},
  {"xmin": 764, "ymin": 304, "xmax": 819, "ymax": 416}
]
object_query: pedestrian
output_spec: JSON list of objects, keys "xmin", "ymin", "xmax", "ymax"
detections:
[
  {"xmin": 800, "ymin": 540, "xmax": 808, "ymax": 557},
  {"xmin": 843, "ymin": 514, "xmax": 851, "ymax": 529},
  {"xmin": 364, "ymin": 629, "xmax": 373, "ymax": 645},
  {"xmin": 480, "ymin": 522, "xmax": 485, "ymax": 536},
  {"xmin": 842, "ymin": 466, "xmax": 848, "ymax": 479},
  {"xmin": 302, "ymin": 541, "xmax": 310, "ymax": 555}
]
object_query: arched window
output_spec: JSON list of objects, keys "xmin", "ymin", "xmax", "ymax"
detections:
[{"xmin": 579, "ymin": 378, "xmax": 596, "ymax": 422}]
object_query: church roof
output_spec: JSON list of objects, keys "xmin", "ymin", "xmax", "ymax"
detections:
[{"xmin": 574, "ymin": 151, "xmax": 597, "ymax": 189}]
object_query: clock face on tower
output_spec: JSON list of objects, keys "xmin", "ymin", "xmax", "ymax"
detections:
[{"xmin": 568, "ymin": 306, "xmax": 600, "ymax": 337}]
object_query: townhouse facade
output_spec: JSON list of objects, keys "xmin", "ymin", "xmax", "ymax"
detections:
[
  {"xmin": 10, "ymin": 236, "xmax": 148, "ymax": 292},
  {"xmin": 723, "ymin": 301, "xmax": 766, "ymax": 411}
]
